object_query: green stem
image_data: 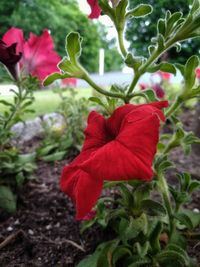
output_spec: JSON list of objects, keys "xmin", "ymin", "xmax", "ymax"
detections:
[
  {"xmin": 83, "ymin": 73, "xmax": 125, "ymax": 100},
  {"xmin": 127, "ymin": 36, "xmax": 177, "ymax": 96},
  {"xmin": 3, "ymin": 82, "xmax": 23, "ymax": 131},
  {"xmin": 117, "ymin": 29, "xmax": 127, "ymax": 58},
  {"xmin": 165, "ymin": 96, "xmax": 182, "ymax": 118},
  {"xmin": 158, "ymin": 173, "xmax": 175, "ymax": 239}
]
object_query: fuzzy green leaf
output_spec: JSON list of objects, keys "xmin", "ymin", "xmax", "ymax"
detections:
[
  {"xmin": 43, "ymin": 72, "xmax": 71, "ymax": 86},
  {"xmin": 141, "ymin": 199, "xmax": 167, "ymax": 216},
  {"xmin": 0, "ymin": 186, "xmax": 16, "ymax": 213},
  {"xmin": 127, "ymin": 4, "xmax": 153, "ymax": 18}
]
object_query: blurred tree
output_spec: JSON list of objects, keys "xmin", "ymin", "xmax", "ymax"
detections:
[
  {"xmin": 0, "ymin": 0, "xmax": 122, "ymax": 73},
  {"xmin": 126, "ymin": 0, "xmax": 200, "ymax": 63}
]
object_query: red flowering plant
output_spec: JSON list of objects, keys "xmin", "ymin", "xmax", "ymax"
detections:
[
  {"xmin": 45, "ymin": 0, "xmax": 200, "ymax": 266},
  {"xmin": 0, "ymin": 27, "xmax": 63, "ymax": 213}
]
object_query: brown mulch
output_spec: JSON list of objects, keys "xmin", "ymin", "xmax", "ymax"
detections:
[{"xmin": 0, "ymin": 160, "xmax": 111, "ymax": 267}]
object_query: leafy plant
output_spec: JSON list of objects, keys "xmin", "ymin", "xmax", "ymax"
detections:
[
  {"xmin": 0, "ymin": 74, "xmax": 37, "ymax": 212},
  {"xmin": 36, "ymin": 87, "xmax": 89, "ymax": 162},
  {"xmin": 44, "ymin": 0, "xmax": 200, "ymax": 266}
]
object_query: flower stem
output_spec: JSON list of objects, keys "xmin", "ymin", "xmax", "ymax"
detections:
[
  {"xmin": 117, "ymin": 29, "xmax": 127, "ymax": 58},
  {"xmin": 158, "ymin": 173, "xmax": 175, "ymax": 239},
  {"xmin": 127, "ymin": 36, "xmax": 177, "ymax": 96},
  {"xmin": 83, "ymin": 73, "xmax": 125, "ymax": 100},
  {"xmin": 3, "ymin": 82, "xmax": 23, "ymax": 131},
  {"xmin": 165, "ymin": 96, "xmax": 182, "ymax": 118}
]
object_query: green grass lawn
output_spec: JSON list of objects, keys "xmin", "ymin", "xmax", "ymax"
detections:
[{"xmin": 0, "ymin": 87, "xmax": 92, "ymax": 120}]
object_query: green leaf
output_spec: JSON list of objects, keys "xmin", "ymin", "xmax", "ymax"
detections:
[
  {"xmin": 157, "ymin": 19, "xmax": 166, "ymax": 35},
  {"xmin": 169, "ymin": 229, "xmax": 187, "ymax": 248},
  {"xmin": 41, "ymin": 151, "xmax": 66, "ymax": 162},
  {"xmin": 149, "ymin": 221, "xmax": 162, "ymax": 253},
  {"xmin": 126, "ymin": 4, "xmax": 153, "ymax": 18},
  {"xmin": 0, "ymin": 186, "xmax": 16, "ymax": 213},
  {"xmin": 156, "ymin": 250, "xmax": 189, "ymax": 267},
  {"xmin": 188, "ymin": 180, "xmax": 200, "ymax": 193},
  {"xmin": 16, "ymin": 172, "xmax": 25, "ymax": 186},
  {"xmin": 98, "ymin": 0, "xmax": 114, "ymax": 18},
  {"xmin": 167, "ymin": 244, "xmax": 189, "ymax": 262},
  {"xmin": 141, "ymin": 89, "xmax": 158, "ymax": 102},
  {"xmin": 147, "ymin": 62, "xmax": 176, "ymax": 75},
  {"xmin": 119, "ymin": 215, "xmax": 147, "ymax": 243},
  {"xmin": 141, "ymin": 199, "xmax": 167, "ymax": 216},
  {"xmin": 66, "ymin": 32, "xmax": 82, "ymax": 63},
  {"xmin": 37, "ymin": 144, "xmax": 59, "ymax": 157},
  {"xmin": 180, "ymin": 209, "xmax": 200, "ymax": 229},
  {"xmin": 77, "ymin": 240, "xmax": 119, "ymax": 267},
  {"xmin": 112, "ymin": 246, "xmax": 132, "ymax": 265},
  {"xmin": 184, "ymin": 55, "xmax": 199, "ymax": 89},
  {"xmin": 175, "ymin": 212, "xmax": 194, "ymax": 229},
  {"xmin": 166, "ymin": 12, "xmax": 183, "ymax": 36},
  {"xmin": 115, "ymin": 0, "xmax": 128, "ymax": 20},
  {"xmin": 157, "ymin": 34, "xmax": 165, "ymax": 50},
  {"xmin": 17, "ymin": 153, "xmax": 36, "ymax": 163},
  {"xmin": 43, "ymin": 72, "xmax": 72, "ymax": 86},
  {"xmin": 89, "ymin": 97, "xmax": 106, "ymax": 108},
  {"xmin": 126, "ymin": 256, "xmax": 151, "ymax": 267},
  {"xmin": 0, "ymin": 100, "xmax": 14, "ymax": 107},
  {"xmin": 124, "ymin": 53, "xmax": 144, "ymax": 70},
  {"xmin": 191, "ymin": 0, "xmax": 200, "ymax": 14}
]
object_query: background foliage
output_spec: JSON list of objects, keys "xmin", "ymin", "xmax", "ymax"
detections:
[
  {"xmin": 0, "ymin": 0, "xmax": 122, "ymax": 73},
  {"xmin": 126, "ymin": 0, "xmax": 200, "ymax": 63}
]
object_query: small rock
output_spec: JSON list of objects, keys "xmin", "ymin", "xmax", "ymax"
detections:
[
  {"xmin": 193, "ymin": 208, "xmax": 199, "ymax": 213},
  {"xmin": 14, "ymin": 219, "xmax": 20, "ymax": 225},
  {"xmin": 7, "ymin": 226, "xmax": 13, "ymax": 232},
  {"xmin": 46, "ymin": 224, "xmax": 52, "ymax": 230},
  {"xmin": 28, "ymin": 229, "xmax": 34, "ymax": 235},
  {"xmin": 55, "ymin": 222, "xmax": 60, "ymax": 228}
]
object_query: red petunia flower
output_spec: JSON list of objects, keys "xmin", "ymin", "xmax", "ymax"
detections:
[
  {"xmin": 61, "ymin": 101, "xmax": 168, "ymax": 220},
  {"xmin": 87, "ymin": 0, "xmax": 102, "ymax": 19},
  {"xmin": 0, "ymin": 40, "xmax": 22, "ymax": 80},
  {"xmin": 3, "ymin": 27, "xmax": 60, "ymax": 81}
]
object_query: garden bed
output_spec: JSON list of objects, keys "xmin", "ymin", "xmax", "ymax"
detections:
[{"xmin": 0, "ymin": 109, "xmax": 200, "ymax": 267}]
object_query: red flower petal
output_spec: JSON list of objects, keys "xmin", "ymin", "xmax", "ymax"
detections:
[
  {"xmin": 82, "ymin": 111, "xmax": 109, "ymax": 151},
  {"xmin": 3, "ymin": 27, "xmax": 24, "ymax": 54},
  {"xmin": 80, "ymin": 102, "xmax": 168, "ymax": 182},
  {"xmin": 87, "ymin": 0, "xmax": 101, "ymax": 19},
  {"xmin": 23, "ymin": 29, "xmax": 61, "ymax": 81},
  {"xmin": 61, "ymin": 150, "xmax": 103, "ymax": 220}
]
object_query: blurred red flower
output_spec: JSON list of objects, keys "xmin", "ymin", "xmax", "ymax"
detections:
[
  {"xmin": 2, "ymin": 27, "xmax": 60, "ymax": 81},
  {"xmin": 158, "ymin": 71, "xmax": 171, "ymax": 81},
  {"xmin": 87, "ymin": 0, "xmax": 101, "ymax": 19},
  {"xmin": 61, "ymin": 77, "xmax": 77, "ymax": 88},
  {"xmin": 61, "ymin": 101, "xmax": 168, "ymax": 219},
  {"xmin": 152, "ymin": 84, "xmax": 165, "ymax": 98},
  {"xmin": 139, "ymin": 83, "xmax": 165, "ymax": 98},
  {"xmin": 139, "ymin": 83, "xmax": 148, "ymax": 90},
  {"xmin": 0, "ymin": 40, "xmax": 22, "ymax": 80},
  {"xmin": 195, "ymin": 68, "xmax": 200, "ymax": 80}
]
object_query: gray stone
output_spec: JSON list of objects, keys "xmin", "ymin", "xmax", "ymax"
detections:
[{"xmin": 11, "ymin": 113, "xmax": 65, "ymax": 144}]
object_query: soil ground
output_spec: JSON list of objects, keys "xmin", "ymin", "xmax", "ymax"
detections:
[{"xmin": 0, "ymin": 109, "xmax": 200, "ymax": 267}]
